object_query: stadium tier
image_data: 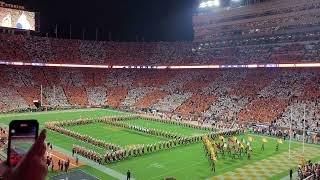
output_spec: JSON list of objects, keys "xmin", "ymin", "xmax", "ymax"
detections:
[
  {"xmin": 2, "ymin": 11, "xmax": 320, "ymax": 67},
  {"xmin": 0, "ymin": 0, "xmax": 320, "ymax": 179},
  {"xmin": 193, "ymin": 0, "xmax": 320, "ymax": 41},
  {"xmin": 0, "ymin": 66, "xmax": 319, "ymax": 132},
  {"xmin": 0, "ymin": 2, "xmax": 320, "ymax": 130}
]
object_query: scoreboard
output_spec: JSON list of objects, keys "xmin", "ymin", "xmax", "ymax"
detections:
[{"xmin": 0, "ymin": 2, "xmax": 38, "ymax": 31}]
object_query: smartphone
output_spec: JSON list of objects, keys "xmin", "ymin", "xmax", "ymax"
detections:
[{"xmin": 7, "ymin": 120, "xmax": 39, "ymax": 167}]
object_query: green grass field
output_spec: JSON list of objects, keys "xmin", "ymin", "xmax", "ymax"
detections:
[
  {"xmin": 66, "ymin": 123, "xmax": 169, "ymax": 147},
  {"xmin": 12, "ymin": 140, "xmax": 34, "ymax": 152},
  {"xmin": 117, "ymin": 118, "xmax": 211, "ymax": 136},
  {"xmin": 0, "ymin": 108, "xmax": 129, "ymax": 128},
  {"xmin": 106, "ymin": 134, "xmax": 320, "ymax": 180},
  {"xmin": 0, "ymin": 108, "xmax": 319, "ymax": 180}
]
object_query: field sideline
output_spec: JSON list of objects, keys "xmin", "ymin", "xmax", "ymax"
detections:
[{"xmin": 0, "ymin": 108, "xmax": 319, "ymax": 180}]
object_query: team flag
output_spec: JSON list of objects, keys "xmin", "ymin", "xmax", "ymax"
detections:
[
  {"xmin": 277, "ymin": 139, "xmax": 283, "ymax": 144},
  {"xmin": 300, "ymin": 156, "xmax": 306, "ymax": 167},
  {"xmin": 262, "ymin": 138, "xmax": 268, "ymax": 143},
  {"xmin": 248, "ymin": 136, "xmax": 254, "ymax": 142},
  {"xmin": 204, "ymin": 136, "xmax": 217, "ymax": 162},
  {"xmin": 236, "ymin": 139, "xmax": 240, "ymax": 144},
  {"xmin": 215, "ymin": 142, "xmax": 221, "ymax": 150},
  {"xmin": 229, "ymin": 138, "xmax": 234, "ymax": 145},
  {"xmin": 211, "ymin": 149, "xmax": 217, "ymax": 161}
]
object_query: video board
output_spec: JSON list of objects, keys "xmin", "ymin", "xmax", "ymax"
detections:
[{"xmin": 0, "ymin": 7, "xmax": 35, "ymax": 31}]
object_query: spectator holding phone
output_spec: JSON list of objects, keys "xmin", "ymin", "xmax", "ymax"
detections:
[{"xmin": 0, "ymin": 129, "xmax": 48, "ymax": 180}]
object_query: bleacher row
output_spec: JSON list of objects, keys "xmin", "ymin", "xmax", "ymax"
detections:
[
  {"xmin": 0, "ymin": 1, "xmax": 319, "ymax": 67},
  {"xmin": 1, "ymin": 32, "xmax": 320, "ymax": 66},
  {"xmin": 0, "ymin": 67, "xmax": 319, "ymax": 132},
  {"xmin": 194, "ymin": 0, "xmax": 320, "ymax": 26},
  {"xmin": 0, "ymin": 0, "xmax": 319, "ymax": 133},
  {"xmin": 193, "ymin": 0, "xmax": 320, "ymax": 41}
]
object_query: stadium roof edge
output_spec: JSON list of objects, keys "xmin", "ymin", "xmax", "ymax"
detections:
[{"xmin": 1, "ymin": 61, "xmax": 320, "ymax": 69}]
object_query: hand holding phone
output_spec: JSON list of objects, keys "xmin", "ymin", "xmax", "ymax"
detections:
[
  {"xmin": 3, "ymin": 126, "xmax": 47, "ymax": 180},
  {"xmin": 7, "ymin": 120, "xmax": 39, "ymax": 167}
]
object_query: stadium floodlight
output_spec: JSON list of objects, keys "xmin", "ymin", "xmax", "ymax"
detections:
[
  {"xmin": 207, "ymin": 1, "xmax": 214, "ymax": 7},
  {"xmin": 213, "ymin": 0, "xmax": 220, "ymax": 7},
  {"xmin": 199, "ymin": 2, "xmax": 208, "ymax": 8},
  {"xmin": 199, "ymin": 0, "xmax": 220, "ymax": 8}
]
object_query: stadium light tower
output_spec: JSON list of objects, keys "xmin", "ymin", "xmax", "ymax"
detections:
[
  {"xmin": 207, "ymin": 1, "xmax": 215, "ymax": 7},
  {"xmin": 209, "ymin": 0, "xmax": 220, "ymax": 7},
  {"xmin": 214, "ymin": 0, "xmax": 220, "ymax": 7},
  {"xmin": 199, "ymin": 0, "xmax": 220, "ymax": 8},
  {"xmin": 199, "ymin": 2, "xmax": 208, "ymax": 8}
]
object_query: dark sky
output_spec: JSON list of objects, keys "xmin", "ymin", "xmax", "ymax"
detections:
[{"xmin": 6, "ymin": 0, "xmax": 198, "ymax": 42}]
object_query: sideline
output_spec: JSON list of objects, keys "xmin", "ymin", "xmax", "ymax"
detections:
[
  {"xmin": 0, "ymin": 108, "xmax": 131, "ymax": 119},
  {"xmin": 0, "ymin": 108, "xmax": 99, "ymax": 118},
  {"xmin": 50, "ymin": 153, "xmax": 78, "ymax": 167},
  {"xmin": 280, "ymin": 160, "xmax": 320, "ymax": 180},
  {"xmin": 251, "ymin": 134, "xmax": 320, "ymax": 148},
  {"xmin": 53, "ymin": 145, "xmax": 133, "ymax": 180}
]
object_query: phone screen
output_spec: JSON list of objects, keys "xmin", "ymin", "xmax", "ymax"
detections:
[{"xmin": 9, "ymin": 121, "xmax": 38, "ymax": 167}]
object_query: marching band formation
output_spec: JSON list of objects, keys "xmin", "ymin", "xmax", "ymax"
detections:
[{"xmin": 48, "ymin": 115, "xmax": 243, "ymax": 165}]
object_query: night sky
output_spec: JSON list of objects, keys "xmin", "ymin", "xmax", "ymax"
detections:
[{"xmin": 6, "ymin": 0, "xmax": 198, "ymax": 42}]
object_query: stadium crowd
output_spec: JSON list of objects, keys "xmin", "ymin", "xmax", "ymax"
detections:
[
  {"xmin": 194, "ymin": 0, "xmax": 320, "ymax": 41},
  {"xmin": 1, "ymin": 66, "xmax": 319, "ymax": 136},
  {"xmin": 0, "ymin": 127, "xmax": 7, "ymax": 150},
  {"xmin": 1, "ymin": 31, "xmax": 320, "ymax": 67},
  {"xmin": 0, "ymin": 0, "xmax": 320, "ymax": 179},
  {"xmin": 298, "ymin": 160, "xmax": 320, "ymax": 180},
  {"xmin": 0, "ymin": 0, "xmax": 319, "ymax": 149}
]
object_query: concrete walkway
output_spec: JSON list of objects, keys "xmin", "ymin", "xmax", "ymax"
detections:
[
  {"xmin": 280, "ymin": 172, "xmax": 298, "ymax": 180},
  {"xmin": 53, "ymin": 145, "xmax": 134, "ymax": 180}
]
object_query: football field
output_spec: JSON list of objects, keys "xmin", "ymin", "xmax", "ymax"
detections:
[
  {"xmin": 117, "ymin": 118, "xmax": 211, "ymax": 136},
  {"xmin": 0, "ymin": 108, "xmax": 319, "ymax": 180},
  {"xmin": 66, "ymin": 123, "xmax": 169, "ymax": 147}
]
